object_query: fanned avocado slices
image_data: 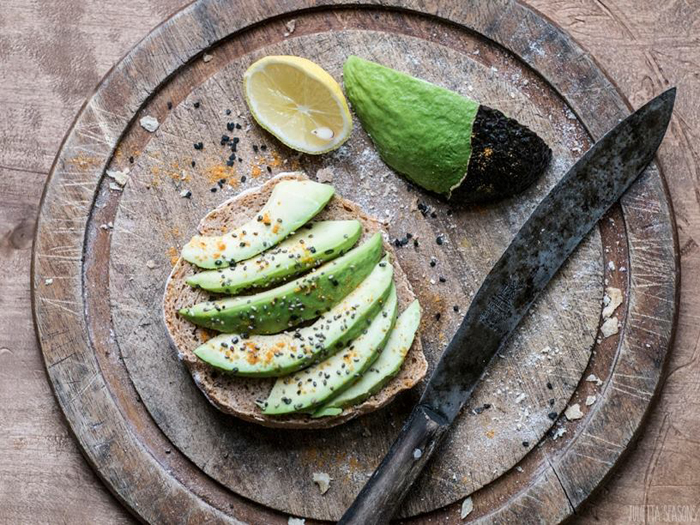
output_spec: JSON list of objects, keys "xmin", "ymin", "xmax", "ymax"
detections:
[
  {"xmin": 193, "ymin": 257, "xmax": 394, "ymax": 377},
  {"xmin": 343, "ymin": 56, "xmax": 552, "ymax": 203},
  {"xmin": 181, "ymin": 180, "xmax": 334, "ymax": 269},
  {"xmin": 313, "ymin": 299, "xmax": 421, "ymax": 417},
  {"xmin": 262, "ymin": 284, "xmax": 398, "ymax": 415},
  {"xmin": 179, "ymin": 233, "xmax": 383, "ymax": 334},
  {"xmin": 186, "ymin": 220, "xmax": 362, "ymax": 294}
]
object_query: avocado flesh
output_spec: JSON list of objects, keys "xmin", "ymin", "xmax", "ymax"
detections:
[
  {"xmin": 181, "ymin": 180, "xmax": 335, "ymax": 269},
  {"xmin": 193, "ymin": 258, "xmax": 394, "ymax": 377},
  {"xmin": 313, "ymin": 299, "xmax": 421, "ymax": 417},
  {"xmin": 180, "ymin": 233, "xmax": 383, "ymax": 334},
  {"xmin": 343, "ymin": 56, "xmax": 479, "ymax": 197},
  {"xmin": 263, "ymin": 285, "xmax": 398, "ymax": 414},
  {"xmin": 186, "ymin": 220, "xmax": 362, "ymax": 294}
]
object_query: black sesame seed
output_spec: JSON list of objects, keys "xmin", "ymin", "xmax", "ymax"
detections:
[
  {"xmin": 227, "ymin": 122, "xmax": 235, "ymax": 132},
  {"xmin": 191, "ymin": 160, "xmax": 196, "ymax": 167},
  {"xmin": 549, "ymin": 398, "xmax": 555, "ymax": 406},
  {"xmin": 546, "ymin": 382, "xmax": 553, "ymax": 390},
  {"xmin": 266, "ymin": 166, "xmax": 272, "ymax": 173},
  {"xmin": 225, "ymin": 109, "xmax": 232, "ymax": 115},
  {"xmin": 436, "ymin": 235, "xmax": 444, "ymax": 245},
  {"xmin": 253, "ymin": 145, "xmax": 258, "ymax": 153},
  {"xmin": 167, "ymin": 101, "xmax": 173, "ymax": 110},
  {"xmin": 193, "ymin": 101, "xmax": 200, "ymax": 108},
  {"xmin": 241, "ymin": 176, "xmax": 247, "ymax": 183},
  {"xmin": 439, "ymin": 276, "xmax": 446, "ymax": 283},
  {"xmin": 194, "ymin": 142, "xmax": 204, "ymax": 150},
  {"xmin": 430, "ymin": 259, "xmax": 437, "ymax": 267},
  {"xmin": 210, "ymin": 187, "xmax": 217, "ymax": 192},
  {"xmin": 435, "ymin": 313, "xmax": 441, "ymax": 321},
  {"xmin": 235, "ymin": 123, "xmax": 241, "ymax": 129},
  {"xmin": 128, "ymin": 156, "xmax": 134, "ymax": 164},
  {"xmin": 548, "ymin": 412, "xmax": 558, "ymax": 421},
  {"xmin": 453, "ymin": 305, "xmax": 460, "ymax": 312},
  {"xmin": 522, "ymin": 441, "xmax": 529, "ymax": 447}
]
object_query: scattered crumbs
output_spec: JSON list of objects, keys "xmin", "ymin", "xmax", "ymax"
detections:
[
  {"xmin": 106, "ymin": 167, "xmax": 130, "ymax": 187},
  {"xmin": 600, "ymin": 316, "xmax": 619, "ymax": 338},
  {"xmin": 460, "ymin": 497, "xmax": 474, "ymax": 519},
  {"xmin": 251, "ymin": 165, "xmax": 262, "ymax": 178},
  {"xmin": 108, "ymin": 182, "xmax": 123, "ymax": 192},
  {"xmin": 146, "ymin": 260, "xmax": 157, "ymax": 270},
  {"xmin": 288, "ymin": 518, "xmax": 305, "ymax": 525},
  {"xmin": 316, "ymin": 168, "xmax": 334, "ymax": 184},
  {"xmin": 180, "ymin": 189, "xmax": 192, "ymax": 199},
  {"xmin": 312, "ymin": 472, "xmax": 331, "ymax": 495},
  {"xmin": 283, "ymin": 19, "xmax": 297, "ymax": 37},
  {"xmin": 515, "ymin": 466, "xmax": 523, "ymax": 473},
  {"xmin": 205, "ymin": 164, "xmax": 238, "ymax": 187},
  {"xmin": 552, "ymin": 426, "xmax": 567, "ymax": 440},
  {"xmin": 202, "ymin": 53, "xmax": 213, "ymax": 63},
  {"xmin": 44, "ymin": 278, "xmax": 53, "ymax": 286},
  {"xmin": 586, "ymin": 374, "xmax": 603, "ymax": 386},
  {"xmin": 602, "ymin": 287, "xmax": 623, "ymax": 319},
  {"xmin": 413, "ymin": 448, "xmax": 423, "ymax": 459},
  {"xmin": 607, "ymin": 260, "xmax": 616, "ymax": 271},
  {"xmin": 564, "ymin": 403, "xmax": 584, "ymax": 421},
  {"xmin": 585, "ymin": 395, "xmax": 597, "ymax": 406},
  {"xmin": 99, "ymin": 223, "xmax": 113, "ymax": 230},
  {"xmin": 139, "ymin": 115, "xmax": 159, "ymax": 133}
]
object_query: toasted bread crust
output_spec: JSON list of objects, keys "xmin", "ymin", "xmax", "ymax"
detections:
[{"xmin": 163, "ymin": 172, "xmax": 427, "ymax": 429}]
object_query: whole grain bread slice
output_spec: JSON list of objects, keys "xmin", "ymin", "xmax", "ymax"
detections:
[{"xmin": 163, "ymin": 171, "xmax": 427, "ymax": 429}]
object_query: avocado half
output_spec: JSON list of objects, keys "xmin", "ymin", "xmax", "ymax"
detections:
[{"xmin": 343, "ymin": 56, "xmax": 552, "ymax": 203}]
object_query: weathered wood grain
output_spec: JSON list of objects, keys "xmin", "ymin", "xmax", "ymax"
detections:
[
  {"xmin": 105, "ymin": 19, "xmax": 602, "ymax": 519},
  {"xmin": 0, "ymin": 1, "xmax": 698, "ymax": 524}
]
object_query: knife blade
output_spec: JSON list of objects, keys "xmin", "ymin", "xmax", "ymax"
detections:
[{"xmin": 339, "ymin": 88, "xmax": 675, "ymax": 525}]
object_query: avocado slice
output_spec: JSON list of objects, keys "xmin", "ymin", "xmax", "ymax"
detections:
[
  {"xmin": 343, "ymin": 56, "xmax": 551, "ymax": 203},
  {"xmin": 180, "ymin": 233, "xmax": 383, "ymax": 334},
  {"xmin": 193, "ymin": 258, "xmax": 394, "ymax": 376},
  {"xmin": 313, "ymin": 299, "xmax": 421, "ymax": 417},
  {"xmin": 186, "ymin": 220, "xmax": 362, "ymax": 294},
  {"xmin": 181, "ymin": 180, "xmax": 335, "ymax": 269},
  {"xmin": 262, "ymin": 284, "xmax": 398, "ymax": 415}
]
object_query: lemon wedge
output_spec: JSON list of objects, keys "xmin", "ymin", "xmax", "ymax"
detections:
[{"xmin": 243, "ymin": 56, "xmax": 352, "ymax": 154}]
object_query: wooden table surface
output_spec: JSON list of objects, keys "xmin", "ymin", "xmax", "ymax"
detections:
[{"xmin": 1, "ymin": 1, "xmax": 698, "ymax": 523}]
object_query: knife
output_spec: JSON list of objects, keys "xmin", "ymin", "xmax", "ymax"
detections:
[{"xmin": 339, "ymin": 88, "xmax": 676, "ymax": 525}]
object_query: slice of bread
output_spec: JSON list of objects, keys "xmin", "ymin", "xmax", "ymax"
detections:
[{"xmin": 163, "ymin": 171, "xmax": 427, "ymax": 429}]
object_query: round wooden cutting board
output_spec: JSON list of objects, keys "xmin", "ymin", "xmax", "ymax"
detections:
[{"xmin": 32, "ymin": 1, "xmax": 678, "ymax": 523}]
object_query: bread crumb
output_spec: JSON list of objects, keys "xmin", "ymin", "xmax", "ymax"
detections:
[
  {"xmin": 146, "ymin": 260, "xmax": 157, "ymax": 269},
  {"xmin": 316, "ymin": 168, "xmax": 334, "ymax": 184},
  {"xmin": 585, "ymin": 395, "xmax": 597, "ymax": 406},
  {"xmin": 552, "ymin": 426, "xmax": 567, "ymax": 440},
  {"xmin": 586, "ymin": 374, "xmax": 603, "ymax": 386},
  {"xmin": 203, "ymin": 53, "xmax": 213, "ymax": 63},
  {"xmin": 461, "ymin": 496, "xmax": 474, "ymax": 519},
  {"xmin": 413, "ymin": 448, "xmax": 423, "ymax": 459},
  {"xmin": 601, "ymin": 316, "xmax": 619, "ymax": 338},
  {"xmin": 139, "ymin": 115, "xmax": 159, "ymax": 132},
  {"xmin": 288, "ymin": 518, "xmax": 305, "ymax": 525},
  {"xmin": 312, "ymin": 472, "xmax": 331, "ymax": 495},
  {"xmin": 602, "ymin": 287, "xmax": 623, "ymax": 319},
  {"xmin": 283, "ymin": 19, "xmax": 296, "ymax": 37},
  {"xmin": 564, "ymin": 403, "xmax": 584, "ymax": 421},
  {"xmin": 44, "ymin": 278, "xmax": 53, "ymax": 285},
  {"xmin": 106, "ymin": 167, "xmax": 130, "ymax": 187}
]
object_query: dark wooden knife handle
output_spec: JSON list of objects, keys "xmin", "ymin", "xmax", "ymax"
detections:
[{"xmin": 339, "ymin": 404, "xmax": 450, "ymax": 525}]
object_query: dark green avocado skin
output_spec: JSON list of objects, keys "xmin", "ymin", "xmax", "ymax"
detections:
[{"xmin": 453, "ymin": 105, "xmax": 553, "ymax": 204}]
